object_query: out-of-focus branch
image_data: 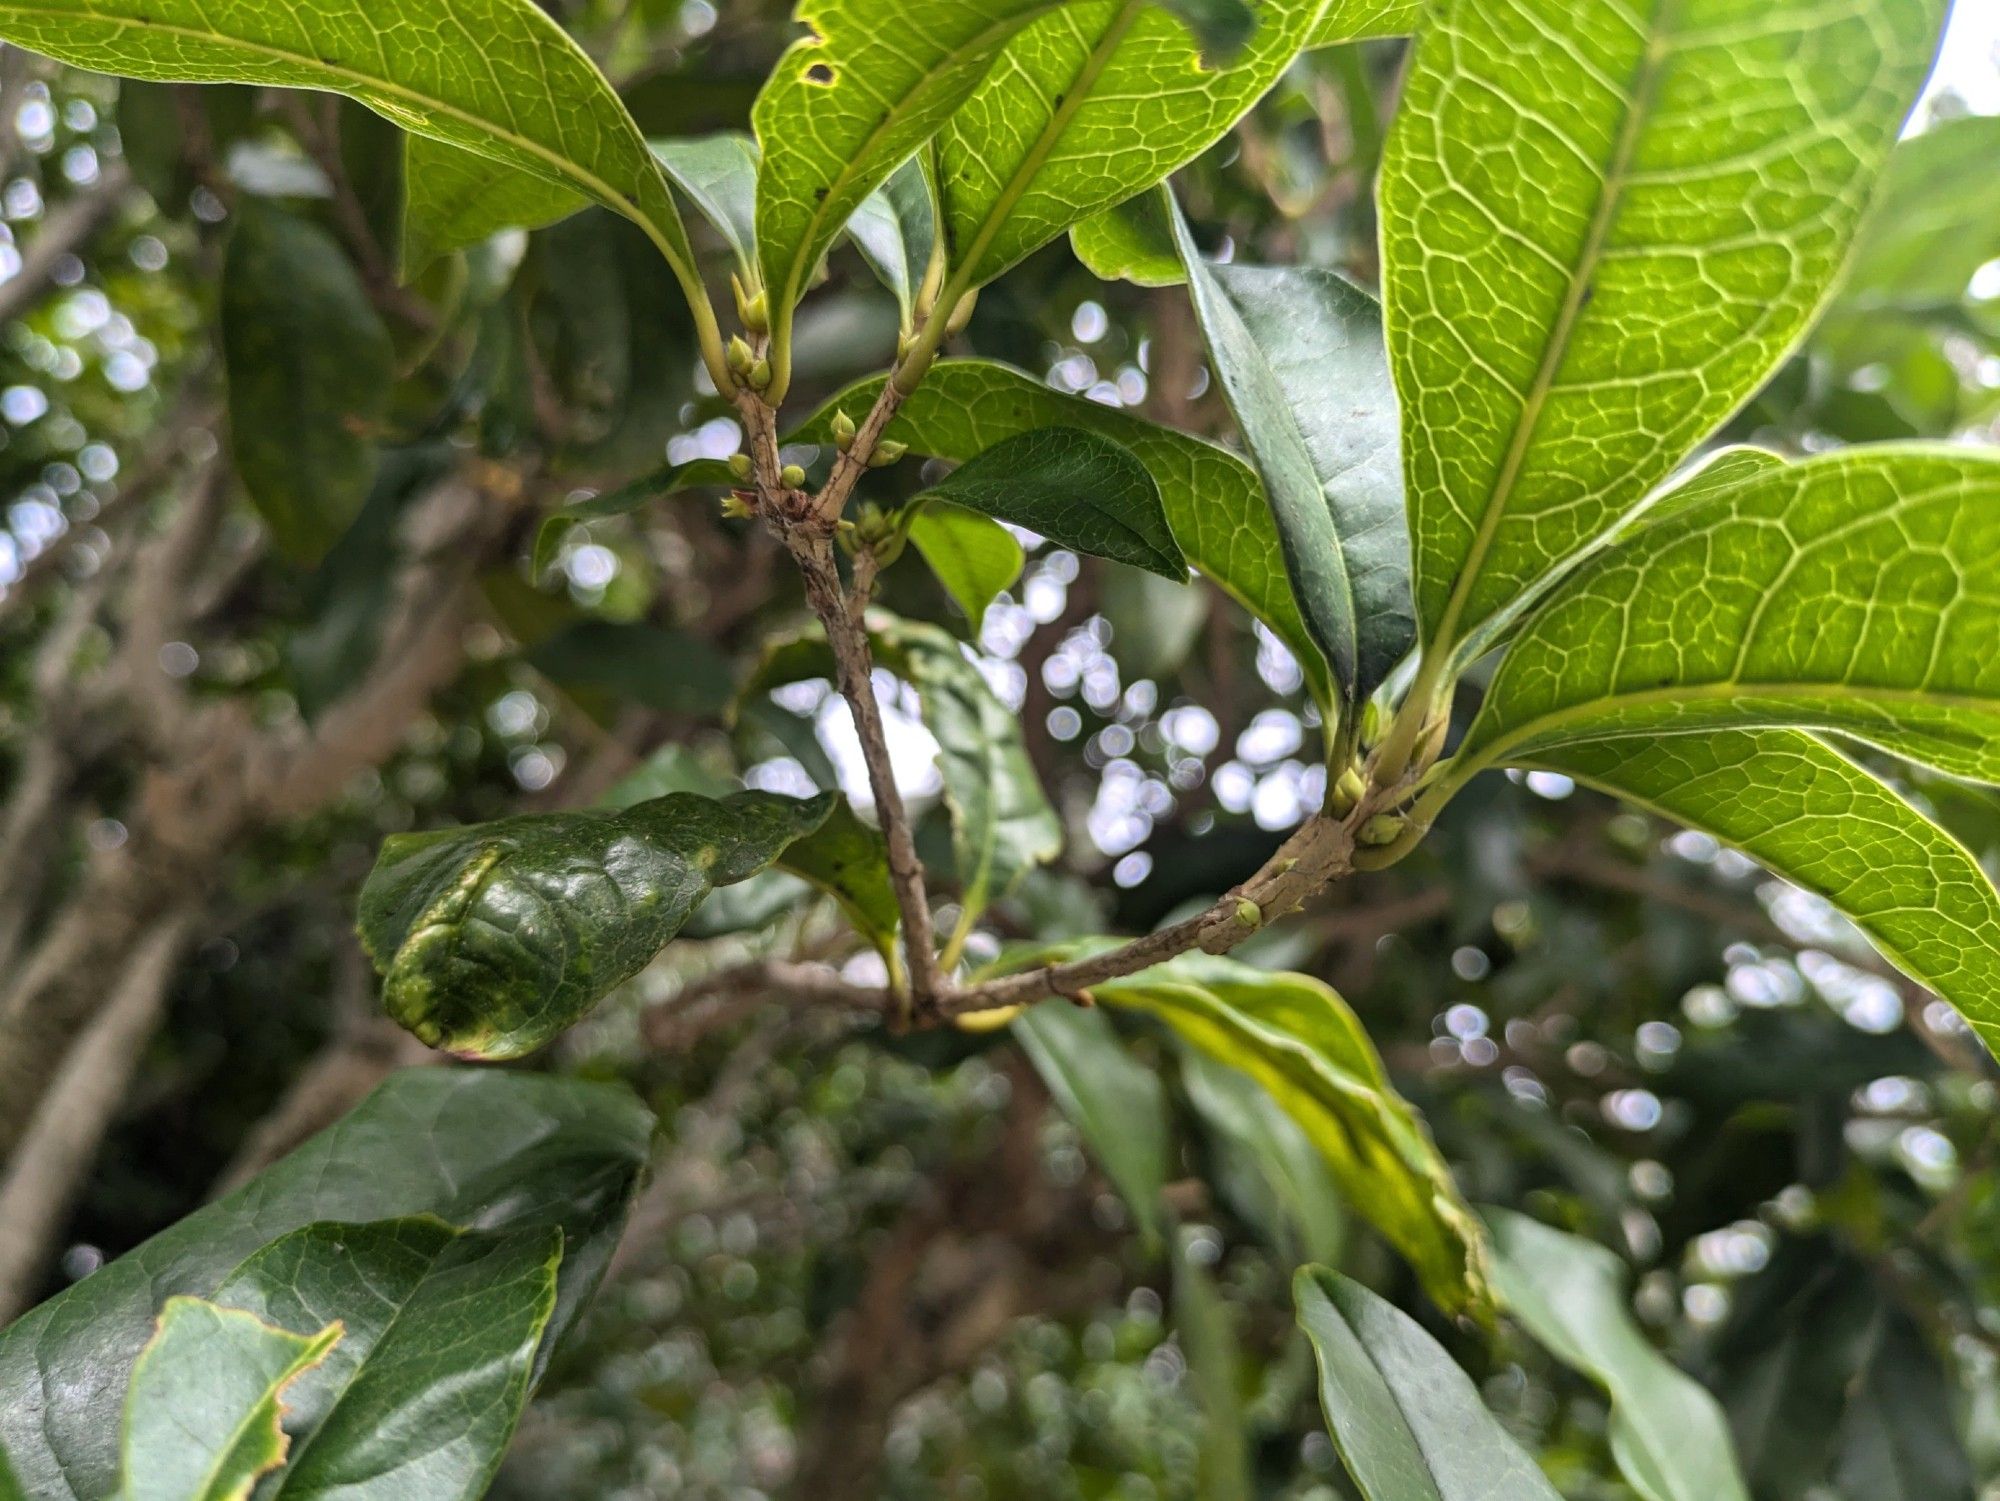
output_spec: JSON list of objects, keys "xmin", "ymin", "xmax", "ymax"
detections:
[
  {"xmin": 0, "ymin": 911, "xmax": 193, "ymax": 1324},
  {"xmin": 0, "ymin": 158, "xmax": 133, "ymax": 328},
  {"xmin": 118, "ymin": 455, "xmax": 229, "ymax": 749}
]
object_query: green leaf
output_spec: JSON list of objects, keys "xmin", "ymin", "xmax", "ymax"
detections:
[
  {"xmin": 1071, "ymin": 188, "xmax": 1183, "ymax": 288},
  {"xmin": 1486, "ymin": 1209, "xmax": 1749, "ymax": 1501},
  {"xmin": 359, "ymin": 790, "xmax": 834, "ymax": 1058},
  {"xmin": 1173, "ymin": 1230, "xmax": 1252, "ymax": 1501},
  {"xmin": 916, "ymin": 426, "xmax": 1184, "ymax": 580},
  {"xmin": 1094, "ymin": 955, "xmax": 1493, "ymax": 1319},
  {"xmin": 1382, "ymin": 0, "xmax": 1946, "ymax": 668},
  {"xmin": 1179, "ymin": 1046, "xmax": 1344, "ymax": 1266},
  {"xmin": 209, "ymin": 1219, "xmax": 562, "ymax": 1500},
  {"xmin": 0, "ymin": 1069, "xmax": 652, "ymax": 1501},
  {"xmin": 1013, "ymin": 1002, "xmax": 1171, "ymax": 1246},
  {"xmin": 526, "ymin": 620, "xmax": 735, "ymax": 718},
  {"xmin": 1833, "ymin": 1305, "xmax": 1976, "ymax": 1501},
  {"xmin": 400, "ymin": 135, "xmax": 586, "ymax": 278},
  {"xmin": 793, "ymin": 361, "xmax": 1335, "ymax": 711},
  {"xmin": 650, "ymin": 133, "xmax": 761, "ymax": 277},
  {"xmin": 1302, "ymin": 0, "xmax": 1419, "ymax": 47},
  {"xmin": 906, "ymin": 501, "xmax": 1025, "ymax": 632},
  {"xmin": 221, "ymin": 203, "xmax": 393, "ymax": 566},
  {"xmin": 0, "ymin": 0, "xmax": 704, "ymax": 291},
  {"xmin": 1458, "ymin": 449, "xmax": 2000, "ymax": 785},
  {"xmin": 1521, "ymin": 731, "xmax": 2000, "ymax": 1054},
  {"xmin": 933, "ymin": 0, "xmax": 1348, "ymax": 292},
  {"xmin": 1170, "ymin": 197, "xmax": 1407, "ymax": 710},
  {"xmin": 774, "ymin": 798, "xmax": 902, "ymax": 957},
  {"xmin": 120, "ymin": 1299, "xmax": 342, "ymax": 1501},
  {"xmin": 1296, "ymin": 1267, "xmax": 1560, "ymax": 1501},
  {"xmin": 0, "ymin": 1441, "xmax": 23, "ymax": 1501},
  {"xmin": 847, "ymin": 157, "xmax": 938, "ymax": 330}
]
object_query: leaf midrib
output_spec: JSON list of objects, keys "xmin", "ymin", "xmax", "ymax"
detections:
[
  {"xmin": 1467, "ymin": 678, "xmax": 1999, "ymax": 783},
  {"xmin": 1424, "ymin": 0, "xmax": 1678, "ymax": 664},
  {"xmin": 0, "ymin": 5, "xmax": 685, "ymax": 271}
]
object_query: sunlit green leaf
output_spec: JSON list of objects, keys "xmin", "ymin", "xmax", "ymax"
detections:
[
  {"xmin": 1296, "ymin": 1266, "xmax": 1560, "ymax": 1501},
  {"xmin": 1302, "ymin": 0, "xmax": 1418, "ymax": 47},
  {"xmin": 0, "ymin": 0, "xmax": 704, "ymax": 290},
  {"xmin": 210, "ymin": 1219, "xmax": 562, "ymax": 1500},
  {"xmin": 1486, "ymin": 1209, "xmax": 1749, "ymax": 1501},
  {"xmin": 906, "ymin": 501, "xmax": 1025, "ymax": 632},
  {"xmin": 0, "ymin": 1070, "xmax": 651, "ymax": 1501},
  {"xmin": 400, "ymin": 135, "xmax": 585, "ymax": 278},
  {"xmin": 794, "ymin": 361, "xmax": 1334, "ymax": 711},
  {"xmin": 1383, "ymin": 0, "xmax": 1944, "ymax": 668},
  {"xmin": 1014, "ymin": 1002, "xmax": 1170, "ymax": 1246},
  {"xmin": 1459, "ymin": 449, "xmax": 2000, "ymax": 785},
  {"xmin": 359, "ymin": 791, "xmax": 833, "ymax": 1057},
  {"xmin": 916, "ymin": 426, "xmax": 1183, "ymax": 580},
  {"xmin": 222, "ymin": 203, "xmax": 394, "ymax": 565},
  {"xmin": 120, "ymin": 1299, "xmax": 341, "ymax": 1501},
  {"xmin": 1520, "ymin": 731, "xmax": 2000, "ymax": 1055},
  {"xmin": 1094, "ymin": 955, "xmax": 1493, "ymax": 1318},
  {"xmin": 1171, "ymin": 196, "xmax": 1406, "ymax": 710},
  {"xmin": 1071, "ymin": 189, "xmax": 1183, "ymax": 288}
]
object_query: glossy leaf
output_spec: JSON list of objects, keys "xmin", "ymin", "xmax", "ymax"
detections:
[
  {"xmin": 1094, "ymin": 956, "xmax": 1492, "ymax": 1318},
  {"xmin": 120, "ymin": 1299, "xmax": 341, "ymax": 1501},
  {"xmin": 221, "ymin": 203, "xmax": 393, "ymax": 565},
  {"xmin": 1179, "ymin": 1046, "xmax": 1344, "ymax": 1266},
  {"xmin": 359, "ymin": 790, "xmax": 833, "ymax": 1058},
  {"xmin": 935, "ymin": 0, "xmax": 1346, "ymax": 291},
  {"xmin": 1296, "ymin": 1266, "xmax": 1560, "ymax": 1501},
  {"xmin": 774, "ymin": 798, "xmax": 902, "ymax": 957},
  {"xmin": 650, "ymin": 133, "xmax": 761, "ymax": 277},
  {"xmin": 916, "ymin": 426, "xmax": 1183, "ymax": 580},
  {"xmin": 1382, "ymin": 0, "xmax": 1944, "ymax": 666},
  {"xmin": 0, "ymin": 0, "xmax": 703, "ymax": 288},
  {"xmin": 1522, "ymin": 731, "xmax": 2000, "ymax": 1054},
  {"xmin": 1302, "ymin": 0, "xmax": 1419, "ymax": 47},
  {"xmin": 848, "ymin": 157, "xmax": 938, "ymax": 329},
  {"xmin": 1071, "ymin": 189, "xmax": 1183, "ymax": 287},
  {"xmin": 1486, "ymin": 1209, "xmax": 1749, "ymax": 1501},
  {"xmin": 211, "ymin": 1219, "xmax": 562, "ymax": 1500},
  {"xmin": 1459, "ymin": 449, "xmax": 2000, "ymax": 785},
  {"xmin": 1171, "ymin": 198, "xmax": 1407, "ymax": 709},
  {"xmin": 794, "ymin": 361, "xmax": 1334, "ymax": 710},
  {"xmin": 0, "ymin": 1069, "xmax": 652, "ymax": 1501},
  {"xmin": 906, "ymin": 501, "xmax": 1025, "ymax": 632},
  {"xmin": 1013, "ymin": 1002, "xmax": 1170, "ymax": 1246}
]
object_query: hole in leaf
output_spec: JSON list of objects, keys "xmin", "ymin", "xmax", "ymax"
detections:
[{"xmin": 806, "ymin": 62, "xmax": 835, "ymax": 84}]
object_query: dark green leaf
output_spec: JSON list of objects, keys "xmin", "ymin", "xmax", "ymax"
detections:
[
  {"xmin": 1171, "ymin": 196, "xmax": 1407, "ymax": 709},
  {"xmin": 1013, "ymin": 1002, "xmax": 1170, "ymax": 1246},
  {"xmin": 1833, "ymin": 1306, "xmax": 1975, "ymax": 1501},
  {"xmin": 0, "ymin": 1069, "xmax": 652, "ymax": 1501},
  {"xmin": 793, "ymin": 362, "xmax": 1332, "ymax": 707},
  {"xmin": 526, "ymin": 620, "xmax": 735, "ymax": 718},
  {"xmin": 120, "ymin": 1298, "xmax": 341, "ymax": 1501},
  {"xmin": 906, "ymin": 502, "xmax": 1026, "ymax": 632},
  {"xmin": 919, "ymin": 427, "xmax": 1181, "ymax": 580},
  {"xmin": 359, "ymin": 790, "xmax": 833, "ymax": 1057},
  {"xmin": 222, "ymin": 203, "xmax": 394, "ymax": 565},
  {"xmin": 1180, "ymin": 1046, "xmax": 1344, "ymax": 1266},
  {"xmin": 1486, "ymin": 1208, "xmax": 1748, "ymax": 1501},
  {"xmin": 1383, "ymin": 0, "xmax": 1945, "ymax": 667},
  {"xmin": 531, "ymin": 459, "xmax": 733, "ymax": 580},
  {"xmin": 776, "ymin": 798, "xmax": 902, "ymax": 957},
  {"xmin": 1296, "ymin": 1267, "xmax": 1560, "ymax": 1501},
  {"xmin": 212, "ymin": 1219, "xmax": 563, "ymax": 1500}
]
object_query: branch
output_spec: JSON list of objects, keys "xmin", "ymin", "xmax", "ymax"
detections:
[{"xmin": 0, "ymin": 912, "xmax": 193, "ymax": 1324}]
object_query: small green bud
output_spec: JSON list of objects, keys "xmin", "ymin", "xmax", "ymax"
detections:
[
  {"xmin": 1327, "ymin": 765, "xmax": 1368, "ymax": 815},
  {"xmin": 727, "ymin": 452, "xmax": 754, "ymax": 482},
  {"xmin": 727, "ymin": 335, "xmax": 755, "ymax": 375},
  {"xmin": 1360, "ymin": 698, "xmax": 1386, "ymax": 747},
  {"xmin": 831, "ymin": 409, "xmax": 859, "ymax": 452},
  {"xmin": 780, "ymin": 463, "xmax": 808, "ymax": 489},
  {"xmin": 868, "ymin": 439, "xmax": 909, "ymax": 469},
  {"xmin": 748, "ymin": 358, "xmax": 773, "ymax": 391},
  {"xmin": 1358, "ymin": 813, "xmax": 1405, "ymax": 847},
  {"xmin": 945, "ymin": 288, "xmax": 980, "ymax": 335},
  {"xmin": 732, "ymin": 273, "xmax": 769, "ymax": 334},
  {"xmin": 1234, "ymin": 898, "xmax": 1262, "ymax": 930}
]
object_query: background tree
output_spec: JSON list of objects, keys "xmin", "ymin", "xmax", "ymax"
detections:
[{"xmin": 0, "ymin": 2, "xmax": 1996, "ymax": 1498}]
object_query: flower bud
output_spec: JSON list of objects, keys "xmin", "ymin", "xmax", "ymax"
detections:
[
  {"xmin": 867, "ymin": 439, "xmax": 909, "ymax": 469},
  {"xmin": 831, "ymin": 409, "xmax": 858, "ymax": 451},
  {"xmin": 780, "ymin": 463, "xmax": 808, "ymax": 489},
  {"xmin": 727, "ymin": 452, "xmax": 754, "ymax": 482}
]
